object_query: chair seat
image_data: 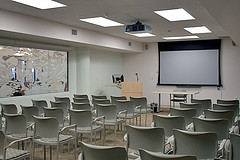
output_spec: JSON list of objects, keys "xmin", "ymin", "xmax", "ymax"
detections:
[
  {"xmin": 135, "ymin": 108, "xmax": 152, "ymax": 114},
  {"xmin": 70, "ymin": 126, "xmax": 103, "ymax": 134},
  {"xmin": 6, "ymin": 131, "xmax": 34, "ymax": 140},
  {"xmin": 118, "ymin": 113, "xmax": 139, "ymax": 119},
  {"xmin": 0, "ymin": 148, "xmax": 30, "ymax": 160},
  {"xmin": 34, "ymin": 134, "xmax": 74, "ymax": 145},
  {"xmin": 97, "ymin": 119, "xmax": 125, "ymax": 126}
]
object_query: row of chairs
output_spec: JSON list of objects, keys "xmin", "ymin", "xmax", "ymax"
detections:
[{"xmin": 78, "ymin": 124, "xmax": 240, "ymax": 160}]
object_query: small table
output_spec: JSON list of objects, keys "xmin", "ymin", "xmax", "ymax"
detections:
[{"xmin": 153, "ymin": 91, "xmax": 199, "ymax": 112}]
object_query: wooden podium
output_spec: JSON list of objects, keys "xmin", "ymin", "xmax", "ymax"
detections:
[{"xmin": 121, "ymin": 82, "xmax": 143, "ymax": 100}]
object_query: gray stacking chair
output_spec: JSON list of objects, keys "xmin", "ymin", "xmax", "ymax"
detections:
[
  {"xmin": 33, "ymin": 116, "xmax": 77, "ymax": 160},
  {"xmin": 180, "ymin": 103, "xmax": 202, "ymax": 117},
  {"xmin": 50, "ymin": 101, "xmax": 68, "ymax": 120},
  {"xmin": 152, "ymin": 115, "xmax": 185, "ymax": 138},
  {"xmin": 111, "ymin": 96, "xmax": 127, "ymax": 104},
  {"xmin": 173, "ymin": 129, "xmax": 218, "ymax": 160},
  {"xmin": 72, "ymin": 102, "xmax": 92, "ymax": 111},
  {"xmin": 126, "ymin": 125, "xmax": 165, "ymax": 159},
  {"xmin": 96, "ymin": 104, "xmax": 126, "ymax": 145},
  {"xmin": 73, "ymin": 98, "xmax": 90, "ymax": 104},
  {"xmin": 170, "ymin": 108, "xmax": 197, "ymax": 127},
  {"xmin": 54, "ymin": 97, "xmax": 71, "ymax": 110},
  {"xmin": 213, "ymin": 104, "xmax": 239, "ymax": 120},
  {"xmin": 191, "ymin": 98, "xmax": 212, "ymax": 113},
  {"xmin": 139, "ymin": 149, "xmax": 197, "ymax": 160},
  {"xmin": 0, "ymin": 130, "xmax": 32, "ymax": 160},
  {"xmin": 229, "ymin": 133, "xmax": 240, "ymax": 160},
  {"xmin": 73, "ymin": 94, "xmax": 88, "ymax": 99},
  {"xmin": 204, "ymin": 109, "xmax": 234, "ymax": 128},
  {"xmin": 20, "ymin": 105, "xmax": 39, "ymax": 126},
  {"xmin": 130, "ymin": 97, "xmax": 152, "ymax": 126},
  {"xmin": 69, "ymin": 109, "xmax": 105, "ymax": 144},
  {"xmin": 79, "ymin": 141, "xmax": 128, "ymax": 160},
  {"xmin": 170, "ymin": 89, "xmax": 187, "ymax": 108},
  {"xmin": 193, "ymin": 117, "xmax": 229, "ymax": 143},
  {"xmin": 115, "ymin": 100, "xmax": 141, "ymax": 125},
  {"xmin": 43, "ymin": 107, "xmax": 64, "ymax": 128},
  {"xmin": 1, "ymin": 104, "xmax": 18, "ymax": 115},
  {"xmin": 4, "ymin": 113, "xmax": 33, "ymax": 141},
  {"xmin": 32, "ymin": 99, "xmax": 48, "ymax": 115}
]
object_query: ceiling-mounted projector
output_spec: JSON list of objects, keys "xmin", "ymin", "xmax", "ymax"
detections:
[{"xmin": 125, "ymin": 21, "xmax": 152, "ymax": 33}]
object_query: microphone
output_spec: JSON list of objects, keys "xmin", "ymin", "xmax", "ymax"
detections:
[{"xmin": 135, "ymin": 72, "xmax": 139, "ymax": 82}]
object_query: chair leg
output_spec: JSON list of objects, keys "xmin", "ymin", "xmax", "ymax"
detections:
[
  {"xmin": 114, "ymin": 125, "xmax": 116, "ymax": 145},
  {"xmin": 145, "ymin": 113, "xmax": 147, "ymax": 127},
  {"xmin": 94, "ymin": 132, "xmax": 96, "ymax": 144},
  {"xmin": 103, "ymin": 128, "xmax": 105, "ymax": 145},
  {"xmin": 90, "ymin": 133, "xmax": 92, "ymax": 144},
  {"xmin": 44, "ymin": 145, "xmax": 46, "ymax": 160},
  {"xmin": 32, "ymin": 142, "xmax": 35, "ymax": 160},
  {"xmin": 74, "ymin": 137, "xmax": 77, "ymax": 160},
  {"xmin": 50, "ymin": 146, "xmax": 52, "ymax": 160},
  {"xmin": 139, "ymin": 114, "xmax": 142, "ymax": 126},
  {"xmin": 56, "ymin": 144, "xmax": 59, "ymax": 160}
]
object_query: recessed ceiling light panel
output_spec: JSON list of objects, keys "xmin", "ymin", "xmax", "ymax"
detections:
[
  {"xmin": 163, "ymin": 36, "xmax": 199, "ymax": 40},
  {"xmin": 126, "ymin": 33, "xmax": 156, "ymax": 37},
  {"xmin": 184, "ymin": 26, "xmax": 212, "ymax": 34},
  {"xmin": 80, "ymin": 17, "xmax": 123, "ymax": 27},
  {"xmin": 154, "ymin": 8, "xmax": 195, "ymax": 21},
  {"xmin": 12, "ymin": 0, "xmax": 66, "ymax": 9}
]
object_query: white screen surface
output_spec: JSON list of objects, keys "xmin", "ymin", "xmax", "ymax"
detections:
[{"xmin": 159, "ymin": 49, "xmax": 219, "ymax": 85}]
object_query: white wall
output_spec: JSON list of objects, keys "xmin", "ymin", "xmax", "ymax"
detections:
[{"xmin": 123, "ymin": 38, "xmax": 240, "ymax": 106}]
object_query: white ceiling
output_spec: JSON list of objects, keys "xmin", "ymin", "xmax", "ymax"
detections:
[{"xmin": 0, "ymin": 0, "xmax": 239, "ymax": 45}]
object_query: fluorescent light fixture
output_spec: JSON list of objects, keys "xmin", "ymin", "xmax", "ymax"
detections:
[
  {"xmin": 12, "ymin": 0, "xmax": 66, "ymax": 10},
  {"xmin": 80, "ymin": 17, "xmax": 124, "ymax": 27},
  {"xmin": 163, "ymin": 36, "xmax": 199, "ymax": 40},
  {"xmin": 154, "ymin": 8, "xmax": 195, "ymax": 21},
  {"xmin": 126, "ymin": 33, "xmax": 156, "ymax": 37},
  {"xmin": 184, "ymin": 26, "xmax": 211, "ymax": 34}
]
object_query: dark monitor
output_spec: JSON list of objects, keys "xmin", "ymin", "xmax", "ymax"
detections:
[{"xmin": 112, "ymin": 74, "xmax": 124, "ymax": 84}]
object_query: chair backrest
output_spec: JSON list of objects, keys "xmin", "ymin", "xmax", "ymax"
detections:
[
  {"xmin": 153, "ymin": 115, "xmax": 185, "ymax": 137},
  {"xmin": 80, "ymin": 142, "xmax": 127, "ymax": 160},
  {"xmin": 111, "ymin": 96, "xmax": 127, "ymax": 104},
  {"xmin": 191, "ymin": 99, "xmax": 212, "ymax": 111},
  {"xmin": 126, "ymin": 125, "xmax": 165, "ymax": 153},
  {"xmin": 213, "ymin": 104, "xmax": 239, "ymax": 119},
  {"xmin": 93, "ymin": 99, "xmax": 111, "ymax": 110},
  {"xmin": 170, "ymin": 108, "xmax": 197, "ymax": 126},
  {"xmin": 1, "ymin": 103, "xmax": 18, "ymax": 114},
  {"xmin": 204, "ymin": 109, "xmax": 234, "ymax": 127},
  {"xmin": 20, "ymin": 105, "xmax": 39, "ymax": 124},
  {"xmin": 69, "ymin": 109, "xmax": 92, "ymax": 127},
  {"xmin": 0, "ymin": 131, "xmax": 5, "ymax": 157},
  {"xmin": 173, "ymin": 89, "xmax": 187, "ymax": 98},
  {"xmin": 229, "ymin": 133, "xmax": 240, "ymax": 160},
  {"xmin": 217, "ymin": 99, "xmax": 239, "ymax": 106},
  {"xmin": 50, "ymin": 101, "xmax": 68, "ymax": 118},
  {"xmin": 180, "ymin": 103, "xmax": 202, "ymax": 117},
  {"xmin": 73, "ymin": 98, "xmax": 90, "ymax": 104},
  {"xmin": 115, "ymin": 100, "xmax": 134, "ymax": 114},
  {"xmin": 173, "ymin": 129, "xmax": 217, "ymax": 159},
  {"xmin": 43, "ymin": 107, "xmax": 64, "ymax": 126},
  {"xmin": 4, "ymin": 114, "xmax": 27, "ymax": 135},
  {"xmin": 96, "ymin": 104, "xmax": 117, "ymax": 121},
  {"xmin": 74, "ymin": 94, "xmax": 88, "ymax": 99},
  {"xmin": 92, "ymin": 95, "xmax": 107, "ymax": 105},
  {"xmin": 193, "ymin": 117, "xmax": 229, "ymax": 141},
  {"xmin": 54, "ymin": 97, "xmax": 71, "ymax": 109},
  {"xmin": 33, "ymin": 116, "xmax": 59, "ymax": 138},
  {"xmin": 139, "ymin": 149, "xmax": 197, "ymax": 160},
  {"xmin": 32, "ymin": 99, "xmax": 48, "ymax": 115},
  {"xmin": 130, "ymin": 97, "xmax": 147, "ymax": 110},
  {"xmin": 72, "ymin": 102, "xmax": 92, "ymax": 111}
]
